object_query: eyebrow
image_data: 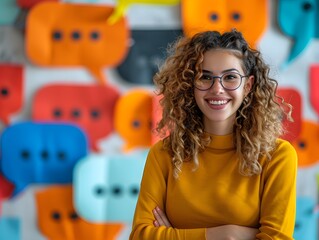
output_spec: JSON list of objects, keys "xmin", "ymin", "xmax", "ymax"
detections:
[{"xmin": 202, "ymin": 68, "xmax": 240, "ymax": 74}]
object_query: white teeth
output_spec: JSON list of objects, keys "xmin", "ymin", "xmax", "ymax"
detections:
[{"xmin": 209, "ymin": 100, "xmax": 228, "ymax": 105}]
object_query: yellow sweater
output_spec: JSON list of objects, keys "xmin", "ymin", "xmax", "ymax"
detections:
[{"xmin": 130, "ymin": 134, "xmax": 297, "ymax": 240}]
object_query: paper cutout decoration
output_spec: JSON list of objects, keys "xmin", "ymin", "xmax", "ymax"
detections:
[
  {"xmin": 36, "ymin": 185, "xmax": 123, "ymax": 240},
  {"xmin": 1, "ymin": 122, "xmax": 88, "ymax": 197},
  {"xmin": 17, "ymin": 0, "xmax": 58, "ymax": 9},
  {"xmin": 294, "ymin": 196, "xmax": 319, "ymax": 240},
  {"xmin": 0, "ymin": 173, "xmax": 14, "ymax": 214},
  {"xmin": 114, "ymin": 89, "xmax": 153, "ymax": 152},
  {"xmin": 117, "ymin": 29, "xmax": 183, "ymax": 85},
  {"xmin": 181, "ymin": 0, "xmax": 268, "ymax": 48},
  {"xmin": 0, "ymin": 0, "xmax": 20, "ymax": 25},
  {"xmin": 0, "ymin": 64, "xmax": 23, "ymax": 125},
  {"xmin": 26, "ymin": 2, "xmax": 129, "ymax": 85},
  {"xmin": 310, "ymin": 65, "xmax": 319, "ymax": 116},
  {"xmin": 0, "ymin": 218, "xmax": 20, "ymax": 240},
  {"xmin": 108, "ymin": 0, "xmax": 180, "ymax": 24},
  {"xmin": 276, "ymin": 88, "xmax": 302, "ymax": 142},
  {"xmin": 32, "ymin": 84, "xmax": 120, "ymax": 152},
  {"xmin": 74, "ymin": 151, "xmax": 147, "ymax": 222},
  {"xmin": 278, "ymin": 0, "xmax": 317, "ymax": 66},
  {"xmin": 291, "ymin": 120, "xmax": 319, "ymax": 167}
]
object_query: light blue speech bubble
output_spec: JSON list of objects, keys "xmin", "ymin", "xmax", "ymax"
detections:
[
  {"xmin": 0, "ymin": 217, "xmax": 20, "ymax": 240},
  {"xmin": 0, "ymin": 122, "xmax": 88, "ymax": 197},
  {"xmin": 294, "ymin": 196, "xmax": 319, "ymax": 240},
  {"xmin": 74, "ymin": 151, "xmax": 147, "ymax": 223},
  {"xmin": 0, "ymin": 0, "xmax": 20, "ymax": 25},
  {"xmin": 278, "ymin": 0, "xmax": 317, "ymax": 67}
]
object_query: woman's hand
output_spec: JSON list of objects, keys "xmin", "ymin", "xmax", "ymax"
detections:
[
  {"xmin": 152, "ymin": 206, "xmax": 172, "ymax": 227},
  {"xmin": 206, "ymin": 224, "xmax": 259, "ymax": 240}
]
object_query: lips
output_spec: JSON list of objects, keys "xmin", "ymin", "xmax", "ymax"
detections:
[{"xmin": 206, "ymin": 99, "xmax": 230, "ymax": 106}]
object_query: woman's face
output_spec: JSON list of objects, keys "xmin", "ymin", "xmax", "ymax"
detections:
[{"xmin": 194, "ymin": 49, "xmax": 254, "ymax": 135}]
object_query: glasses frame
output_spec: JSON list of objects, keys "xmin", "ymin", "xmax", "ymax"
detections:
[{"xmin": 194, "ymin": 71, "xmax": 249, "ymax": 91}]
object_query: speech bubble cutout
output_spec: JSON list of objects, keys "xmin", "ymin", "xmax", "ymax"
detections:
[
  {"xmin": 0, "ymin": 0, "xmax": 20, "ymax": 25},
  {"xmin": 310, "ymin": 65, "xmax": 319, "ymax": 117},
  {"xmin": 17, "ymin": 0, "xmax": 58, "ymax": 9},
  {"xmin": 117, "ymin": 29, "xmax": 183, "ymax": 85},
  {"xmin": 36, "ymin": 185, "xmax": 124, "ymax": 240},
  {"xmin": 291, "ymin": 120, "xmax": 319, "ymax": 167},
  {"xmin": 26, "ymin": 2, "xmax": 129, "ymax": 85},
  {"xmin": 74, "ymin": 152, "xmax": 147, "ymax": 222},
  {"xmin": 0, "ymin": 218, "xmax": 20, "ymax": 240},
  {"xmin": 276, "ymin": 88, "xmax": 302, "ymax": 142},
  {"xmin": 1, "ymin": 122, "xmax": 88, "ymax": 197},
  {"xmin": 32, "ymin": 84, "xmax": 120, "ymax": 152},
  {"xmin": 0, "ymin": 64, "xmax": 23, "ymax": 125},
  {"xmin": 108, "ymin": 0, "xmax": 180, "ymax": 25},
  {"xmin": 278, "ymin": 0, "xmax": 317, "ymax": 66},
  {"xmin": 294, "ymin": 196, "xmax": 319, "ymax": 240},
  {"xmin": 114, "ymin": 89, "xmax": 153, "ymax": 152},
  {"xmin": 181, "ymin": 0, "xmax": 268, "ymax": 48}
]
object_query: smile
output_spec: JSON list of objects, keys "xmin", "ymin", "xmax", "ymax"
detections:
[{"xmin": 208, "ymin": 100, "xmax": 229, "ymax": 105}]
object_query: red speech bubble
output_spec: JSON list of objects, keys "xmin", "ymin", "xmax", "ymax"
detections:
[
  {"xmin": 310, "ymin": 65, "xmax": 319, "ymax": 117},
  {"xmin": 26, "ymin": 2, "xmax": 130, "ymax": 85},
  {"xmin": 32, "ymin": 84, "xmax": 120, "ymax": 152},
  {"xmin": 0, "ymin": 64, "xmax": 23, "ymax": 125},
  {"xmin": 276, "ymin": 88, "xmax": 302, "ymax": 142},
  {"xmin": 17, "ymin": 0, "xmax": 58, "ymax": 9},
  {"xmin": 0, "ymin": 173, "xmax": 14, "ymax": 215},
  {"xmin": 36, "ymin": 185, "xmax": 124, "ymax": 240}
]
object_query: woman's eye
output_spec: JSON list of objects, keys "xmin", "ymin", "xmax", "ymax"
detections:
[
  {"xmin": 224, "ymin": 74, "xmax": 236, "ymax": 80},
  {"xmin": 200, "ymin": 75, "xmax": 211, "ymax": 80}
]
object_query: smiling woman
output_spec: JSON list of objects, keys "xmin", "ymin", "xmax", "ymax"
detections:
[{"xmin": 129, "ymin": 29, "xmax": 297, "ymax": 240}]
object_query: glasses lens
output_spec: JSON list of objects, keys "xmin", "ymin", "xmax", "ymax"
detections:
[
  {"xmin": 221, "ymin": 72, "xmax": 241, "ymax": 90},
  {"xmin": 195, "ymin": 73, "xmax": 213, "ymax": 90}
]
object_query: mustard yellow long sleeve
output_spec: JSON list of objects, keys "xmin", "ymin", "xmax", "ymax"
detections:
[{"xmin": 129, "ymin": 134, "xmax": 297, "ymax": 240}]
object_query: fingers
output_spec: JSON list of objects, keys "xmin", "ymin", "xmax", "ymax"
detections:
[{"xmin": 152, "ymin": 206, "xmax": 172, "ymax": 227}]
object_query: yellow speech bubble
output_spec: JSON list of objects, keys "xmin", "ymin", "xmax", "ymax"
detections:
[{"xmin": 108, "ymin": 0, "xmax": 180, "ymax": 25}]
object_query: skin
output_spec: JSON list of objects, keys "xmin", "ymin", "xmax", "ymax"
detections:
[{"xmin": 152, "ymin": 49, "xmax": 259, "ymax": 239}]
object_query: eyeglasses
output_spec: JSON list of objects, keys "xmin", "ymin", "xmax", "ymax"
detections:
[{"xmin": 194, "ymin": 71, "xmax": 249, "ymax": 91}]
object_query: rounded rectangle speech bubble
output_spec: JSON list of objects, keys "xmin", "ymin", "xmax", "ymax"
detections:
[
  {"xmin": 26, "ymin": 2, "xmax": 130, "ymax": 84},
  {"xmin": 1, "ymin": 122, "xmax": 88, "ymax": 197},
  {"xmin": 32, "ymin": 84, "xmax": 120, "ymax": 152},
  {"xmin": 181, "ymin": 0, "xmax": 268, "ymax": 48}
]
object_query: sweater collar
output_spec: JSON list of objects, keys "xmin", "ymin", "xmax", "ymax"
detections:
[{"xmin": 205, "ymin": 132, "xmax": 235, "ymax": 150}]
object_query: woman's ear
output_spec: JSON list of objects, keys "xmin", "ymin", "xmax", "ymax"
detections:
[{"xmin": 244, "ymin": 76, "xmax": 254, "ymax": 95}]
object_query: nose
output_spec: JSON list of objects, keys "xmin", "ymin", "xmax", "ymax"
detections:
[{"xmin": 209, "ymin": 78, "xmax": 224, "ymax": 94}]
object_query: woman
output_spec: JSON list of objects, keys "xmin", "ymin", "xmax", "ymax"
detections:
[{"xmin": 129, "ymin": 29, "xmax": 297, "ymax": 240}]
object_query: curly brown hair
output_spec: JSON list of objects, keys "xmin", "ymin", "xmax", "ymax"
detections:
[{"xmin": 154, "ymin": 29, "xmax": 292, "ymax": 178}]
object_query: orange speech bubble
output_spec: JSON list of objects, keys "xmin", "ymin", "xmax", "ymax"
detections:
[
  {"xmin": 36, "ymin": 185, "xmax": 123, "ymax": 240},
  {"xmin": 114, "ymin": 89, "xmax": 153, "ymax": 152},
  {"xmin": 276, "ymin": 88, "xmax": 302, "ymax": 142},
  {"xmin": 26, "ymin": 2, "xmax": 130, "ymax": 85},
  {"xmin": 0, "ymin": 64, "xmax": 23, "ymax": 125},
  {"xmin": 291, "ymin": 120, "xmax": 319, "ymax": 167},
  {"xmin": 181, "ymin": 0, "xmax": 268, "ymax": 48},
  {"xmin": 32, "ymin": 84, "xmax": 120, "ymax": 152}
]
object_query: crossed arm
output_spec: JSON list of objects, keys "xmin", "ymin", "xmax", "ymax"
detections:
[{"xmin": 152, "ymin": 206, "xmax": 259, "ymax": 240}]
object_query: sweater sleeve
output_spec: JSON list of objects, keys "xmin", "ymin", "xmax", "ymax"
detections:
[
  {"xmin": 129, "ymin": 143, "xmax": 206, "ymax": 240},
  {"xmin": 256, "ymin": 140, "xmax": 297, "ymax": 240}
]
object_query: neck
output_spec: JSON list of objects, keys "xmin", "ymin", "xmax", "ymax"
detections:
[{"xmin": 204, "ymin": 118, "xmax": 234, "ymax": 135}]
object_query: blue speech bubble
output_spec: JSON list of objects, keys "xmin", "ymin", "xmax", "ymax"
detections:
[
  {"xmin": 294, "ymin": 196, "xmax": 319, "ymax": 240},
  {"xmin": 0, "ymin": 0, "xmax": 20, "ymax": 25},
  {"xmin": 278, "ymin": 0, "xmax": 317, "ymax": 66},
  {"xmin": 0, "ymin": 217, "xmax": 20, "ymax": 240},
  {"xmin": 74, "ymin": 151, "xmax": 147, "ymax": 222},
  {"xmin": 0, "ymin": 122, "xmax": 88, "ymax": 197}
]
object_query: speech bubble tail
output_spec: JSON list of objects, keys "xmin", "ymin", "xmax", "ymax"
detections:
[
  {"xmin": 0, "ymin": 115, "xmax": 10, "ymax": 126},
  {"xmin": 89, "ymin": 67, "xmax": 107, "ymax": 85},
  {"xmin": 11, "ymin": 183, "xmax": 27, "ymax": 199},
  {"xmin": 107, "ymin": 5, "xmax": 126, "ymax": 25}
]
